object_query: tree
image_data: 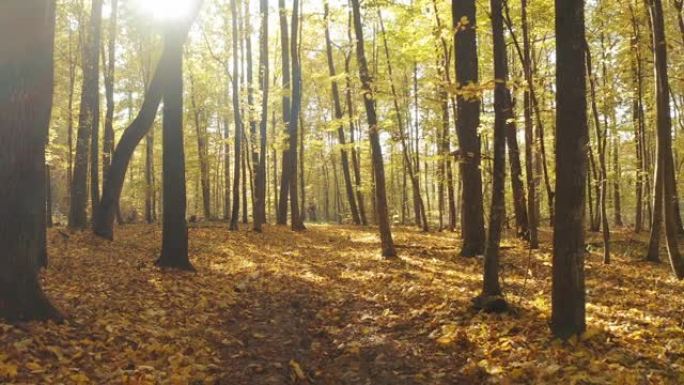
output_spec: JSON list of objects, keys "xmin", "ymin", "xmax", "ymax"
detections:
[
  {"xmin": 102, "ymin": 0, "xmax": 119, "ymax": 217},
  {"xmin": 453, "ymin": 0, "xmax": 485, "ymax": 256},
  {"xmin": 157, "ymin": 17, "xmax": 194, "ymax": 271},
  {"xmin": 0, "ymin": 0, "xmax": 61, "ymax": 321},
  {"xmin": 229, "ymin": 0, "xmax": 242, "ymax": 231},
  {"xmin": 551, "ymin": 0, "xmax": 588, "ymax": 339},
  {"xmin": 253, "ymin": 0, "xmax": 269, "ymax": 232},
  {"xmin": 288, "ymin": 0, "xmax": 305, "ymax": 231},
  {"xmin": 645, "ymin": 0, "xmax": 684, "ymax": 279},
  {"xmin": 350, "ymin": 0, "xmax": 396, "ymax": 258},
  {"xmin": 69, "ymin": 0, "xmax": 102, "ymax": 229},
  {"xmin": 277, "ymin": 0, "xmax": 292, "ymax": 226},
  {"xmin": 325, "ymin": 2, "xmax": 362, "ymax": 226},
  {"xmin": 93, "ymin": 3, "xmax": 201, "ymax": 240},
  {"xmin": 474, "ymin": 0, "xmax": 510, "ymax": 313}
]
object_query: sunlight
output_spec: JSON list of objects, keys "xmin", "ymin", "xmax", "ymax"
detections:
[{"xmin": 131, "ymin": 0, "xmax": 194, "ymax": 21}]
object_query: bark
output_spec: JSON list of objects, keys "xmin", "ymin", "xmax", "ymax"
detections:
[
  {"xmin": 646, "ymin": 0, "xmax": 684, "ymax": 278},
  {"xmin": 277, "ymin": 0, "xmax": 292, "ymax": 225},
  {"xmin": 93, "ymin": 3, "xmax": 201, "ymax": 240},
  {"xmin": 505, "ymin": 92, "xmax": 529, "ymax": 240},
  {"xmin": 229, "ymin": 0, "xmax": 242, "ymax": 231},
  {"xmin": 630, "ymin": 3, "xmax": 645, "ymax": 233},
  {"xmin": 102, "ymin": 0, "xmax": 118, "ymax": 197},
  {"xmin": 69, "ymin": 0, "xmax": 102, "ymax": 229},
  {"xmin": 145, "ymin": 129, "xmax": 155, "ymax": 223},
  {"xmin": 288, "ymin": 0, "xmax": 305, "ymax": 231},
  {"xmin": 453, "ymin": 0, "xmax": 485, "ymax": 256},
  {"xmin": 253, "ymin": 0, "xmax": 269, "ymax": 231},
  {"xmin": 0, "ymin": 0, "xmax": 61, "ymax": 322},
  {"xmin": 89, "ymin": 0, "xmax": 104, "ymax": 222},
  {"xmin": 551, "ymin": 0, "xmax": 587, "ymax": 340},
  {"xmin": 157, "ymin": 22, "xmax": 193, "ymax": 271},
  {"xmin": 350, "ymin": 0, "xmax": 396, "ymax": 258},
  {"xmin": 475, "ymin": 0, "xmax": 508, "ymax": 312}
]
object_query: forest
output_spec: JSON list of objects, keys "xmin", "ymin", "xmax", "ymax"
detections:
[{"xmin": 1, "ymin": 0, "xmax": 683, "ymax": 383}]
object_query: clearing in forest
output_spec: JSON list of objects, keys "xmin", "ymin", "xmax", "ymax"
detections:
[{"xmin": 0, "ymin": 224, "xmax": 682, "ymax": 384}]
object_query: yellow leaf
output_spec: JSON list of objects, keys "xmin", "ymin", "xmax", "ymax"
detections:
[
  {"xmin": 0, "ymin": 362, "xmax": 18, "ymax": 378},
  {"xmin": 289, "ymin": 360, "xmax": 306, "ymax": 380}
]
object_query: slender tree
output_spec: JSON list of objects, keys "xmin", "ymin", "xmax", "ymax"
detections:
[
  {"xmin": 645, "ymin": 0, "xmax": 684, "ymax": 278},
  {"xmin": 0, "ymin": 0, "xmax": 61, "ymax": 321},
  {"xmin": 551, "ymin": 0, "xmax": 588, "ymax": 339},
  {"xmin": 277, "ymin": 0, "xmax": 292, "ymax": 225},
  {"xmin": 288, "ymin": 0, "xmax": 305, "ymax": 231},
  {"xmin": 229, "ymin": 0, "xmax": 242, "ymax": 231},
  {"xmin": 350, "ymin": 0, "xmax": 396, "ymax": 258},
  {"xmin": 254, "ymin": 0, "xmax": 269, "ymax": 231},
  {"xmin": 69, "ymin": 0, "xmax": 103, "ymax": 229}
]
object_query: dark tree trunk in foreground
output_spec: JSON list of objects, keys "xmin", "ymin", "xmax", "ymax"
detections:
[
  {"xmin": 277, "ymin": 0, "xmax": 291, "ymax": 226},
  {"xmin": 351, "ymin": 0, "xmax": 396, "ymax": 258},
  {"xmin": 325, "ymin": 3, "xmax": 361, "ymax": 226},
  {"xmin": 474, "ymin": 0, "xmax": 508, "ymax": 313},
  {"xmin": 551, "ymin": 0, "xmax": 588, "ymax": 339},
  {"xmin": 288, "ymin": 0, "xmax": 305, "ymax": 231},
  {"xmin": 69, "ymin": 0, "xmax": 103, "ymax": 229},
  {"xmin": 453, "ymin": 0, "xmax": 485, "ymax": 256},
  {"xmin": 253, "ymin": 0, "xmax": 269, "ymax": 232},
  {"xmin": 93, "ymin": 4, "xmax": 201, "ymax": 240},
  {"xmin": 157, "ymin": 23, "xmax": 193, "ymax": 271},
  {"xmin": 646, "ymin": 0, "xmax": 684, "ymax": 278},
  {"xmin": 229, "ymin": 0, "xmax": 242, "ymax": 231},
  {"xmin": 0, "ymin": 0, "xmax": 61, "ymax": 321}
]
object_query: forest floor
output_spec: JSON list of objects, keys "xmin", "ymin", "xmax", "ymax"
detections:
[{"xmin": 0, "ymin": 223, "xmax": 683, "ymax": 384}]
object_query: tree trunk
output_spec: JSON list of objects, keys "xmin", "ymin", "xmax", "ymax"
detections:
[
  {"xmin": 350, "ymin": 0, "xmax": 396, "ymax": 258},
  {"xmin": 646, "ymin": 0, "xmax": 684, "ymax": 278},
  {"xmin": 288, "ymin": 0, "xmax": 305, "ymax": 231},
  {"xmin": 89, "ymin": 0, "xmax": 104, "ymax": 222},
  {"xmin": 630, "ymin": 3, "xmax": 645, "ymax": 233},
  {"xmin": 189, "ymin": 73, "xmax": 211, "ymax": 220},
  {"xmin": 586, "ymin": 46, "xmax": 610, "ymax": 264},
  {"xmin": 102, "ymin": 0, "xmax": 118, "ymax": 199},
  {"xmin": 0, "ymin": 0, "xmax": 61, "ymax": 321},
  {"xmin": 69, "ymin": 0, "xmax": 102, "ymax": 229},
  {"xmin": 93, "ymin": 4, "xmax": 201, "ymax": 240},
  {"xmin": 453, "ymin": 0, "xmax": 485, "ymax": 256},
  {"xmin": 277, "ymin": 0, "xmax": 291, "ymax": 225},
  {"xmin": 253, "ymin": 0, "xmax": 269, "ymax": 231},
  {"xmin": 325, "ymin": 3, "xmax": 361, "ymax": 225},
  {"xmin": 229, "ymin": 0, "xmax": 242, "ymax": 231},
  {"xmin": 505, "ymin": 93, "xmax": 529, "ymax": 240},
  {"xmin": 551, "ymin": 0, "xmax": 587, "ymax": 340},
  {"xmin": 475, "ymin": 0, "xmax": 508, "ymax": 312},
  {"xmin": 145, "ymin": 129, "xmax": 155, "ymax": 223},
  {"xmin": 157, "ymin": 22, "xmax": 193, "ymax": 271}
]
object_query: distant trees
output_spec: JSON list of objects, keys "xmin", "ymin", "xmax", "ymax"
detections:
[
  {"xmin": 551, "ymin": 0, "xmax": 588, "ymax": 339},
  {"xmin": 0, "ymin": 0, "xmax": 60, "ymax": 321},
  {"xmin": 69, "ymin": 0, "xmax": 102, "ymax": 229}
]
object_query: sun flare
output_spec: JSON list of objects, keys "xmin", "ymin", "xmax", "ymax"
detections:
[{"xmin": 132, "ymin": 0, "xmax": 195, "ymax": 21}]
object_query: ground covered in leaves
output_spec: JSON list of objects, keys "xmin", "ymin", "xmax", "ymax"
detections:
[{"xmin": 1, "ymin": 224, "xmax": 683, "ymax": 384}]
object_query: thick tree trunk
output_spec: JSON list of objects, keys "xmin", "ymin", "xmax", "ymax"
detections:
[
  {"xmin": 89, "ymin": 0, "xmax": 103, "ymax": 222},
  {"xmin": 157, "ymin": 24, "xmax": 193, "ymax": 271},
  {"xmin": 351, "ymin": 0, "xmax": 396, "ymax": 258},
  {"xmin": 69, "ymin": 0, "xmax": 103, "ymax": 229},
  {"xmin": 0, "ymin": 0, "xmax": 61, "ymax": 322},
  {"xmin": 453, "ymin": 0, "xmax": 485, "ymax": 256},
  {"xmin": 551, "ymin": 0, "xmax": 588, "ymax": 340}
]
